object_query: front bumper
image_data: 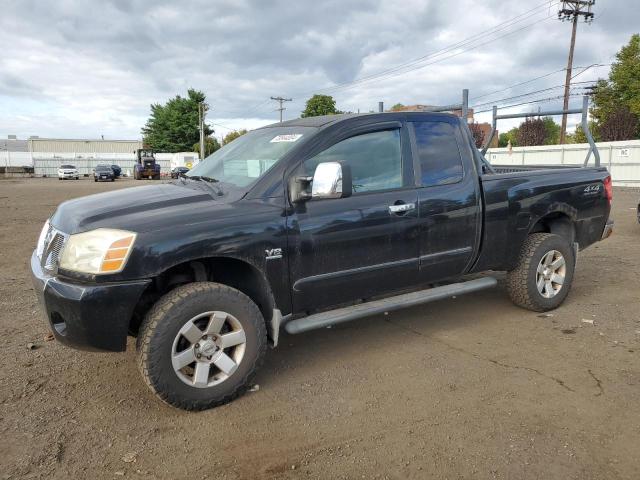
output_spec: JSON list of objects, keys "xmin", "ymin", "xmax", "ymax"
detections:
[
  {"xmin": 30, "ymin": 250, "xmax": 151, "ymax": 352},
  {"xmin": 59, "ymin": 172, "xmax": 78, "ymax": 178}
]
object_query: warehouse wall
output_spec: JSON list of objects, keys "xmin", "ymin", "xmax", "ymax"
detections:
[
  {"xmin": 486, "ymin": 140, "xmax": 640, "ymax": 186},
  {"xmin": 29, "ymin": 138, "xmax": 143, "ymax": 154}
]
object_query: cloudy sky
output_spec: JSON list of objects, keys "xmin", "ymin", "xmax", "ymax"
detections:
[{"xmin": 0, "ymin": 0, "xmax": 636, "ymax": 140}]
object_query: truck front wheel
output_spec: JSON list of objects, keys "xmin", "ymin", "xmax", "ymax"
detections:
[
  {"xmin": 136, "ymin": 282, "xmax": 267, "ymax": 410},
  {"xmin": 507, "ymin": 233, "xmax": 575, "ymax": 312}
]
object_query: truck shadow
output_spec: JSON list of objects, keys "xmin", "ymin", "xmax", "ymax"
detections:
[{"xmin": 256, "ymin": 284, "xmax": 515, "ymax": 385}]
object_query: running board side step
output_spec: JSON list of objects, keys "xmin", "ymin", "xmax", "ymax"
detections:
[{"xmin": 284, "ymin": 276, "xmax": 498, "ymax": 335}]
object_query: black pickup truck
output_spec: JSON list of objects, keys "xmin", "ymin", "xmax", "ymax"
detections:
[{"xmin": 31, "ymin": 112, "xmax": 613, "ymax": 410}]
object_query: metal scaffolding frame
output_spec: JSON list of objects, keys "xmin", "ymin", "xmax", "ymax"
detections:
[
  {"xmin": 421, "ymin": 89, "xmax": 470, "ymax": 120},
  {"xmin": 481, "ymin": 95, "xmax": 600, "ymax": 167}
]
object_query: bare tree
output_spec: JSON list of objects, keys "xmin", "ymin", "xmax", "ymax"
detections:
[
  {"xmin": 468, "ymin": 122, "xmax": 486, "ymax": 148},
  {"xmin": 517, "ymin": 118, "xmax": 547, "ymax": 146},
  {"xmin": 598, "ymin": 107, "xmax": 639, "ymax": 142}
]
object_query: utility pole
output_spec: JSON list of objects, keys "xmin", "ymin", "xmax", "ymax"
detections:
[
  {"xmin": 198, "ymin": 102, "xmax": 206, "ymax": 159},
  {"xmin": 270, "ymin": 96, "xmax": 292, "ymax": 122},
  {"xmin": 558, "ymin": 0, "xmax": 595, "ymax": 144}
]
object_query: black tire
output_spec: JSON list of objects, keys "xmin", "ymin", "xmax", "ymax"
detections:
[
  {"xmin": 507, "ymin": 233, "xmax": 575, "ymax": 312},
  {"xmin": 136, "ymin": 282, "xmax": 267, "ymax": 411}
]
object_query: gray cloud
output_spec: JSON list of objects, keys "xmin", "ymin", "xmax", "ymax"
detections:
[{"xmin": 0, "ymin": 0, "xmax": 637, "ymax": 139}]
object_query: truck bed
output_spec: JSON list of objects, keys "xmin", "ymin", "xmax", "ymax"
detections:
[{"xmin": 472, "ymin": 165, "xmax": 611, "ymax": 274}]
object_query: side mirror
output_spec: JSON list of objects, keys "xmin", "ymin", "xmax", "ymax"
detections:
[
  {"xmin": 311, "ymin": 162, "xmax": 352, "ymax": 200},
  {"xmin": 289, "ymin": 161, "xmax": 352, "ymax": 203}
]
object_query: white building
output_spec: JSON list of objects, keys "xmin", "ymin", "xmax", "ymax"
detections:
[{"xmin": 1, "ymin": 135, "xmax": 199, "ymax": 176}]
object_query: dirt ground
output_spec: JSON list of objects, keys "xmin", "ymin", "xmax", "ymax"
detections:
[{"xmin": 0, "ymin": 177, "xmax": 639, "ymax": 479}]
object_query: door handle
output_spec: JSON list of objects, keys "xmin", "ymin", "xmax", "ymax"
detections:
[{"xmin": 388, "ymin": 203, "xmax": 415, "ymax": 214}]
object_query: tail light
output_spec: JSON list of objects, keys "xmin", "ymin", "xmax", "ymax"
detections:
[{"xmin": 603, "ymin": 176, "xmax": 612, "ymax": 206}]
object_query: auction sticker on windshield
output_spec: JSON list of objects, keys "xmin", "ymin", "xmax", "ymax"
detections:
[{"xmin": 270, "ymin": 134, "xmax": 303, "ymax": 143}]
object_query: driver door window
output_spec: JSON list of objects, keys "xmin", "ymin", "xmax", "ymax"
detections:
[{"xmin": 304, "ymin": 129, "xmax": 403, "ymax": 193}]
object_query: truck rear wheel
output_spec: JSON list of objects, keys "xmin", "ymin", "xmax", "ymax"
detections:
[
  {"xmin": 136, "ymin": 282, "xmax": 267, "ymax": 411},
  {"xmin": 507, "ymin": 233, "xmax": 575, "ymax": 312}
]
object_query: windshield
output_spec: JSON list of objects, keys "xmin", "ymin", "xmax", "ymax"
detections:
[
  {"xmin": 186, "ymin": 126, "xmax": 315, "ymax": 187},
  {"xmin": 60, "ymin": 164, "xmax": 75, "ymax": 169}
]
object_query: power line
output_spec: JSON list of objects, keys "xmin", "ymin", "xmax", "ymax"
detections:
[
  {"xmin": 237, "ymin": 1, "xmax": 560, "ymax": 118},
  {"xmin": 474, "ymin": 92, "xmax": 584, "ymax": 114},
  {"xmin": 312, "ymin": 1, "xmax": 560, "ymax": 95},
  {"xmin": 216, "ymin": 99, "xmax": 271, "ymax": 119},
  {"xmin": 230, "ymin": 1, "xmax": 590, "ymax": 122},
  {"xmin": 470, "ymin": 63, "xmax": 609, "ymax": 102},
  {"xmin": 470, "ymin": 67, "xmax": 568, "ymax": 102},
  {"xmin": 316, "ymin": 10, "xmax": 559, "ymax": 96},
  {"xmin": 471, "ymin": 81, "xmax": 596, "ymax": 110}
]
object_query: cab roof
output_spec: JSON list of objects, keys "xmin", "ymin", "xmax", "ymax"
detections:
[{"xmin": 262, "ymin": 111, "xmax": 461, "ymax": 130}]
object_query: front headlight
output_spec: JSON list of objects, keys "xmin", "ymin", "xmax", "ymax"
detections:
[{"xmin": 59, "ymin": 228, "xmax": 137, "ymax": 275}]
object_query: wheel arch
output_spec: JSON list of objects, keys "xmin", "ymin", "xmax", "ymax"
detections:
[
  {"xmin": 528, "ymin": 210, "xmax": 576, "ymax": 244},
  {"xmin": 130, "ymin": 256, "xmax": 277, "ymax": 342}
]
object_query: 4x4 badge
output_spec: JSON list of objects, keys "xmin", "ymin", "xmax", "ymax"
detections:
[{"xmin": 265, "ymin": 248, "xmax": 282, "ymax": 260}]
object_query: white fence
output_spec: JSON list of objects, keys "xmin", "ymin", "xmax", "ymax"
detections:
[
  {"xmin": 487, "ymin": 140, "xmax": 640, "ymax": 187},
  {"xmin": 0, "ymin": 151, "xmax": 32, "ymax": 167},
  {"xmin": 0, "ymin": 152, "xmax": 199, "ymax": 177}
]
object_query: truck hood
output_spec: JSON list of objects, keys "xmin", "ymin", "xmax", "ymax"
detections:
[{"xmin": 50, "ymin": 182, "xmax": 242, "ymax": 234}]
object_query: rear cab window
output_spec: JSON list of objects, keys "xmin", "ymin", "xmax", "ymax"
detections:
[{"xmin": 410, "ymin": 121, "xmax": 464, "ymax": 187}]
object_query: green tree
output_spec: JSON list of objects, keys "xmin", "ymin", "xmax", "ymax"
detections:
[
  {"xmin": 566, "ymin": 122, "xmax": 599, "ymax": 144},
  {"xmin": 542, "ymin": 117, "xmax": 561, "ymax": 145},
  {"xmin": 390, "ymin": 103, "xmax": 405, "ymax": 111},
  {"xmin": 192, "ymin": 137, "xmax": 221, "ymax": 157},
  {"xmin": 498, "ymin": 127, "xmax": 519, "ymax": 147},
  {"xmin": 301, "ymin": 94, "xmax": 340, "ymax": 117},
  {"xmin": 591, "ymin": 34, "xmax": 640, "ymax": 138},
  {"xmin": 223, "ymin": 129, "xmax": 248, "ymax": 145},
  {"xmin": 142, "ymin": 89, "xmax": 213, "ymax": 152}
]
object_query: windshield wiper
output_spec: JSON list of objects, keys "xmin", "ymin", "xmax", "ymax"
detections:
[
  {"xmin": 183, "ymin": 175, "xmax": 224, "ymax": 195},
  {"xmin": 188, "ymin": 175, "xmax": 219, "ymax": 183}
]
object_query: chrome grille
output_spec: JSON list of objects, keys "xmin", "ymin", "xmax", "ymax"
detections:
[{"xmin": 42, "ymin": 226, "xmax": 67, "ymax": 272}]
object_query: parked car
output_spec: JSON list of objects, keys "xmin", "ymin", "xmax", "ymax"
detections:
[
  {"xmin": 170, "ymin": 166, "xmax": 190, "ymax": 179},
  {"xmin": 57, "ymin": 164, "xmax": 79, "ymax": 180},
  {"xmin": 111, "ymin": 164, "xmax": 122, "ymax": 178},
  {"xmin": 93, "ymin": 164, "xmax": 115, "ymax": 182},
  {"xmin": 31, "ymin": 112, "xmax": 613, "ymax": 411}
]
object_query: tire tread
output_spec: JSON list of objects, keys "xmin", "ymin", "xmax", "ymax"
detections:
[
  {"xmin": 506, "ymin": 233, "xmax": 573, "ymax": 312},
  {"xmin": 136, "ymin": 282, "xmax": 267, "ymax": 411}
]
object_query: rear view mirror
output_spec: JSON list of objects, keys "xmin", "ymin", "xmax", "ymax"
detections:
[{"xmin": 311, "ymin": 162, "xmax": 352, "ymax": 200}]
